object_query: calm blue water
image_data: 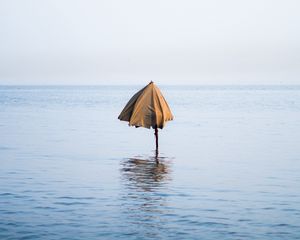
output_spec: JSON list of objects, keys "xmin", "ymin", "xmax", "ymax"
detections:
[{"xmin": 1, "ymin": 85, "xmax": 300, "ymax": 240}]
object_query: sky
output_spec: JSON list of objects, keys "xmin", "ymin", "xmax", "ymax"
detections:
[{"xmin": 0, "ymin": 0, "xmax": 299, "ymax": 85}]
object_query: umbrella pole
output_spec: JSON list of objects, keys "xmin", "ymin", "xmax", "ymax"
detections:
[{"xmin": 154, "ymin": 127, "xmax": 158, "ymax": 153}]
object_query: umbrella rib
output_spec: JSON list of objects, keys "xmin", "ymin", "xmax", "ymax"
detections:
[
  {"xmin": 156, "ymin": 87, "xmax": 165, "ymax": 129},
  {"xmin": 151, "ymin": 85, "xmax": 157, "ymax": 128}
]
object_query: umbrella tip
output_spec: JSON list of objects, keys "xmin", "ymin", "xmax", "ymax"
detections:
[{"xmin": 150, "ymin": 80, "xmax": 153, "ymax": 84}]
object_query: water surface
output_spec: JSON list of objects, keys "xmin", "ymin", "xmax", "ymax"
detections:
[{"xmin": 1, "ymin": 85, "xmax": 300, "ymax": 239}]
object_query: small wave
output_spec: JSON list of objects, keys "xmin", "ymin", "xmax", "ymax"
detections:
[
  {"xmin": 33, "ymin": 206, "xmax": 56, "ymax": 210},
  {"xmin": 0, "ymin": 192, "xmax": 15, "ymax": 196},
  {"xmin": 57, "ymin": 196, "xmax": 96, "ymax": 200},
  {"xmin": 53, "ymin": 201, "xmax": 90, "ymax": 206},
  {"xmin": 199, "ymin": 221, "xmax": 230, "ymax": 227}
]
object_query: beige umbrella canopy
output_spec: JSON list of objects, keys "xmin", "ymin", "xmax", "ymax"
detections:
[{"xmin": 118, "ymin": 81, "xmax": 173, "ymax": 151}]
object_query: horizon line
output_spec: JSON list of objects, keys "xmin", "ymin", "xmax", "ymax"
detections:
[{"xmin": 1, "ymin": 83, "xmax": 300, "ymax": 87}]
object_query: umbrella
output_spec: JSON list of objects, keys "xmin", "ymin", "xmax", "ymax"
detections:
[{"xmin": 118, "ymin": 81, "xmax": 173, "ymax": 152}]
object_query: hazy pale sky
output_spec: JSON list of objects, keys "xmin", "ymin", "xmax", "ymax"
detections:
[{"xmin": 0, "ymin": 0, "xmax": 299, "ymax": 85}]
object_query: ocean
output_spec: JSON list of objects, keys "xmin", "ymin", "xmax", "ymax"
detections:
[{"xmin": 1, "ymin": 85, "xmax": 300, "ymax": 239}]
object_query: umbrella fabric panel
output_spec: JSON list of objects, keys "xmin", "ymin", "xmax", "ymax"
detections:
[{"xmin": 117, "ymin": 86, "xmax": 146, "ymax": 122}]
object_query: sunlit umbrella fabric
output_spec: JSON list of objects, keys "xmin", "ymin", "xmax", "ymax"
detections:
[{"xmin": 118, "ymin": 81, "xmax": 173, "ymax": 129}]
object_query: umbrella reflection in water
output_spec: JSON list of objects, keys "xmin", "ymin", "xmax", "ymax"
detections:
[
  {"xmin": 121, "ymin": 154, "xmax": 172, "ymax": 192},
  {"xmin": 119, "ymin": 154, "xmax": 173, "ymax": 238}
]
